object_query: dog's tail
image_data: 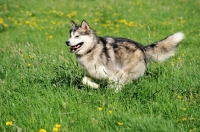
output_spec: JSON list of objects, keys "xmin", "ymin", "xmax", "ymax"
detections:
[{"xmin": 144, "ymin": 32, "xmax": 184, "ymax": 62}]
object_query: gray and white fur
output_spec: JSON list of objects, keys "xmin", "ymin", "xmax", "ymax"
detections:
[{"xmin": 66, "ymin": 20, "xmax": 184, "ymax": 92}]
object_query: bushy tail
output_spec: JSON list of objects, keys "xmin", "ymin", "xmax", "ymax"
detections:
[{"xmin": 144, "ymin": 32, "xmax": 184, "ymax": 62}]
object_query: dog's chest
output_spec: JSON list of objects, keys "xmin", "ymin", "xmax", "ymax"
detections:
[{"xmin": 78, "ymin": 57, "xmax": 109, "ymax": 79}]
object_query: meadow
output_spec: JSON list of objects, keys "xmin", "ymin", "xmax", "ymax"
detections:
[{"xmin": 0, "ymin": 0, "xmax": 200, "ymax": 131}]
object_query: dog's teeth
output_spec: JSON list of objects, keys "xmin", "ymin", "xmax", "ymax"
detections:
[{"xmin": 76, "ymin": 44, "xmax": 80, "ymax": 48}]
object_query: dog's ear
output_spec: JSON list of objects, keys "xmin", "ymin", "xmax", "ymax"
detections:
[
  {"xmin": 70, "ymin": 20, "xmax": 76, "ymax": 29},
  {"xmin": 81, "ymin": 20, "xmax": 91, "ymax": 31}
]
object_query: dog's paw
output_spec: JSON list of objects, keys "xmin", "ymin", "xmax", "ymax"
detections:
[
  {"xmin": 108, "ymin": 83, "xmax": 123, "ymax": 93},
  {"xmin": 82, "ymin": 76, "xmax": 99, "ymax": 89},
  {"xmin": 114, "ymin": 85, "xmax": 123, "ymax": 93}
]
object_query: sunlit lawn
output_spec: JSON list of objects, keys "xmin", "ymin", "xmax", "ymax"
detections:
[{"xmin": 0, "ymin": 0, "xmax": 199, "ymax": 131}]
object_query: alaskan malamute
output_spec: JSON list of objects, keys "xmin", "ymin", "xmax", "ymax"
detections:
[{"xmin": 66, "ymin": 20, "xmax": 184, "ymax": 92}]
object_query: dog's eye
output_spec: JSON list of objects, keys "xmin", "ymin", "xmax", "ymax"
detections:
[{"xmin": 75, "ymin": 36, "xmax": 79, "ymax": 38}]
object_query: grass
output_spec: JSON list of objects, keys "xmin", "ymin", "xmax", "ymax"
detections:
[{"xmin": 0, "ymin": 0, "xmax": 200, "ymax": 131}]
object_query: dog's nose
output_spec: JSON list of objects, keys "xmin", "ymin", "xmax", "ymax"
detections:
[{"xmin": 66, "ymin": 41, "xmax": 69, "ymax": 46}]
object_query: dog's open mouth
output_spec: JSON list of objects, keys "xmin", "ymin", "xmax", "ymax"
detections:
[{"xmin": 70, "ymin": 42, "xmax": 84, "ymax": 53}]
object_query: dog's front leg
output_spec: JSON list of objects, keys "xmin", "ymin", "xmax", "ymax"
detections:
[{"xmin": 82, "ymin": 76, "xmax": 99, "ymax": 89}]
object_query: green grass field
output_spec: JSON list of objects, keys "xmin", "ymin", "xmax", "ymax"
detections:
[{"xmin": 0, "ymin": 0, "xmax": 200, "ymax": 131}]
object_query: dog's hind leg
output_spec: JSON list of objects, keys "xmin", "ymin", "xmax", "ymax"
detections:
[
  {"xmin": 82, "ymin": 76, "xmax": 99, "ymax": 89},
  {"xmin": 107, "ymin": 77, "xmax": 125, "ymax": 93}
]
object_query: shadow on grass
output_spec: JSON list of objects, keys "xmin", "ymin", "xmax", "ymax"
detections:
[
  {"xmin": 51, "ymin": 65, "xmax": 83, "ymax": 88},
  {"xmin": 50, "ymin": 64, "xmax": 165, "ymax": 102}
]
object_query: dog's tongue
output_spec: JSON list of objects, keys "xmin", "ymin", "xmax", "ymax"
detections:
[{"xmin": 70, "ymin": 44, "xmax": 81, "ymax": 52}]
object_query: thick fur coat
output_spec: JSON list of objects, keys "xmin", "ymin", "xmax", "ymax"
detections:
[{"xmin": 66, "ymin": 20, "xmax": 184, "ymax": 92}]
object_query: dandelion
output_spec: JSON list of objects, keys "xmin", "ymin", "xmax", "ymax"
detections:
[
  {"xmin": 177, "ymin": 95, "xmax": 182, "ymax": 99},
  {"xmin": 67, "ymin": 11, "xmax": 77, "ymax": 18},
  {"xmin": 51, "ymin": 21, "xmax": 56, "ymax": 25},
  {"xmin": 0, "ymin": 18, "xmax": 4, "ymax": 24},
  {"xmin": 17, "ymin": 22, "xmax": 23, "ymax": 26},
  {"xmin": 30, "ymin": 55, "xmax": 34, "ymax": 59},
  {"xmin": 25, "ymin": 20, "xmax": 31, "ymax": 24},
  {"xmin": 53, "ymin": 127, "xmax": 59, "ymax": 132},
  {"xmin": 53, "ymin": 124, "xmax": 61, "ymax": 131},
  {"xmin": 182, "ymin": 117, "xmax": 187, "ymax": 121},
  {"xmin": 39, "ymin": 129, "xmax": 46, "ymax": 132},
  {"xmin": 26, "ymin": 11, "xmax": 32, "ymax": 16},
  {"xmin": 32, "ymin": 21, "xmax": 39, "ymax": 28},
  {"xmin": 119, "ymin": 19, "xmax": 127, "ymax": 24},
  {"xmin": 6, "ymin": 121, "xmax": 13, "ymax": 126},
  {"xmin": 27, "ymin": 63, "xmax": 31, "ymax": 67},
  {"xmin": 96, "ymin": 31, "xmax": 101, "ymax": 35},
  {"xmin": 183, "ymin": 108, "xmax": 187, "ymax": 111},
  {"xmin": 59, "ymin": 12, "xmax": 64, "ymax": 16},
  {"xmin": 109, "ymin": 110, "xmax": 112, "ymax": 114},
  {"xmin": 113, "ymin": 30, "xmax": 119, "ymax": 34},
  {"xmin": 49, "ymin": 35, "xmax": 53, "ymax": 39},
  {"xmin": 3, "ymin": 23, "xmax": 8, "ymax": 27},
  {"xmin": 98, "ymin": 107, "xmax": 103, "ymax": 111},
  {"xmin": 128, "ymin": 21, "xmax": 134, "ymax": 26},
  {"xmin": 116, "ymin": 121, "xmax": 123, "ymax": 126},
  {"xmin": 55, "ymin": 124, "xmax": 61, "ymax": 128}
]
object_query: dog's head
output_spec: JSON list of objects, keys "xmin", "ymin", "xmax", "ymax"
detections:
[{"xmin": 66, "ymin": 20, "xmax": 95, "ymax": 55}]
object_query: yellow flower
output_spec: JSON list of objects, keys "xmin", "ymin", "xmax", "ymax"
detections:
[
  {"xmin": 53, "ymin": 127, "xmax": 59, "ymax": 132},
  {"xmin": 30, "ymin": 55, "xmax": 34, "ymax": 59},
  {"xmin": 25, "ymin": 20, "xmax": 31, "ymax": 24},
  {"xmin": 6, "ymin": 121, "xmax": 13, "ymax": 126},
  {"xmin": 96, "ymin": 31, "xmax": 101, "ymax": 35},
  {"xmin": 49, "ymin": 35, "xmax": 53, "ymax": 39},
  {"xmin": 67, "ymin": 11, "xmax": 77, "ymax": 18},
  {"xmin": 51, "ymin": 21, "xmax": 56, "ymax": 25},
  {"xmin": 55, "ymin": 124, "xmax": 61, "ymax": 128},
  {"xmin": 116, "ymin": 121, "xmax": 123, "ymax": 126},
  {"xmin": 98, "ymin": 107, "xmax": 103, "ymax": 111},
  {"xmin": 0, "ymin": 18, "xmax": 4, "ymax": 24},
  {"xmin": 71, "ymin": 11, "xmax": 77, "ymax": 16},
  {"xmin": 182, "ymin": 117, "xmax": 187, "ymax": 121},
  {"xmin": 183, "ymin": 108, "xmax": 187, "ymax": 111},
  {"xmin": 59, "ymin": 12, "xmax": 64, "ymax": 16},
  {"xmin": 39, "ymin": 129, "xmax": 46, "ymax": 132},
  {"xmin": 189, "ymin": 128, "xmax": 196, "ymax": 132},
  {"xmin": 67, "ymin": 14, "xmax": 72, "ymax": 18},
  {"xmin": 27, "ymin": 63, "xmax": 31, "ymax": 67},
  {"xmin": 109, "ymin": 110, "xmax": 112, "ymax": 114},
  {"xmin": 177, "ymin": 95, "xmax": 182, "ymax": 99},
  {"xmin": 3, "ymin": 23, "xmax": 8, "ymax": 27},
  {"xmin": 128, "ymin": 22, "xmax": 134, "ymax": 26}
]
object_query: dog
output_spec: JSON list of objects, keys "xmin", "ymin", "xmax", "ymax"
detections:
[{"xmin": 66, "ymin": 20, "xmax": 184, "ymax": 92}]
